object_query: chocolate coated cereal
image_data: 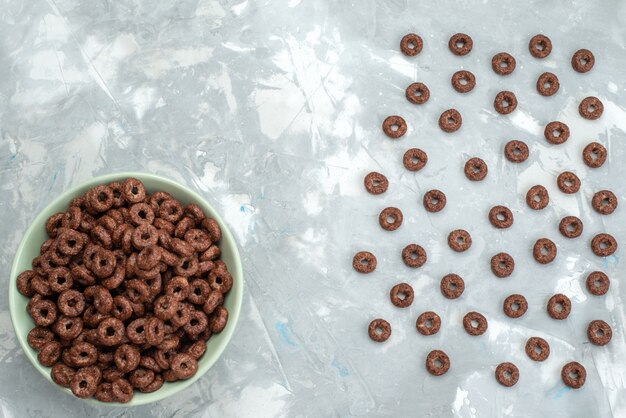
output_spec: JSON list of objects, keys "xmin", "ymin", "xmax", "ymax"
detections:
[
  {"xmin": 400, "ymin": 33, "xmax": 423, "ymax": 56},
  {"xmin": 591, "ymin": 233, "xmax": 618, "ymax": 257},
  {"xmin": 491, "ymin": 53, "xmax": 516, "ymax": 75},
  {"xmin": 504, "ymin": 140, "xmax": 529, "ymax": 163},
  {"xmin": 438, "ymin": 109, "xmax": 462, "ymax": 133},
  {"xmin": 557, "ymin": 171, "xmax": 581, "ymax": 194},
  {"xmin": 571, "ymin": 49, "xmax": 594, "ymax": 73},
  {"xmin": 503, "ymin": 294, "xmax": 528, "ymax": 318},
  {"xmin": 423, "ymin": 190, "xmax": 446, "ymax": 213},
  {"xmin": 592, "ymin": 190, "xmax": 618, "ymax": 215},
  {"xmin": 495, "ymin": 362, "xmax": 519, "ymax": 387},
  {"xmin": 405, "ymin": 82, "xmax": 430, "ymax": 104},
  {"xmin": 463, "ymin": 312, "xmax": 488, "ymax": 336},
  {"xmin": 544, "ymin": 121, "xmax": 570, "ymax": 145},
  {"xmin": 525, "ymin": 337, "xmax": 550, "ymax": 361},
  {"xmin": 389, "ymin": 283, "xmax": 414, "ymax": 308},
  {"xmin": 416, "ymin": 312, "xmax": 441, "ymax": 336},
  {"xmin": 491, "ymin": 253, "xmax": 514, "ymax": 278},
  {"xmin": 493, "ymin": 91, "xmax": 517, "ymax": 114},
  {"xmin": 440, "ymin": 274, "xmax": 464, "ymax": 299},
  {"xmin": 401, "ymin": 244, "xmax": 427, "ymax": 268},
  {"xmin": 586, "ymin": 271, "xmax": 610, "ymax": 296},
  {"xmin": 368, "ymin": 319, "xmax": 391, "ymax": 342},
  {"xmin": 382, "ymin": 116, "xmax": 407, "ymax": 139},
  {"xmin": 464, "ymin": 157, "xmax": 488, "ymax": 181},
  {"xmin": 529, "ymin": 35, "xmax": 552, "ymax": 58},
  {"xmin": 426, "ymin": 350, "xmax": 450, "ymax": 376},
  {"xmin": 579, "ymin": 96, "xmax": 603, "ymax": 120},
  {"xmin": 536, "ymin": 72, "xmax": 559, "ymax": 96},
  {"xmin": 379, "ymin": 207, "xmax": 403, "ymax": 231},
  {"xmin": 526, "ymin": 185, "xmax": 549, "ymax": 210},
  {"xmin": 448, "ymin": 33, "xmax": 473, "ymax": 56},
  {"xmin": 561, "ymin": 362, "xmax": 586, "ymax": 389},
  {"xmin": 582, "ymin": 142, "xmax": 607, "ymax": 168},
  {"xmin": 448, "ymin": 229, "xmax": 472, "ymax": 252},
  {"xmin": 352, "ymin": 251, "xmax": 377, "ymax": 273},
  {"xmin": 488, "ymin": 206, "xmax": 513, "ymax": 229},
  {"xmin": 403, "ymin": 148, "xmax": 428, "ymax": 171},
  {"xmin": 547, "ymin": 294, "xmax": 571, "ymax": 320},
  {"xmin": 559, "ymin": 216, "xmax": 583, "ymax": 239},
  {"xmin": 533, "ymin": 238, "xmax": 557, "ymax": 264},
  {"xmin": 451, "ymin": 70, "xmax": 476, "ymax": 93},
  {"xmin": 587, "ymin": 320, "xmax": 612, "ymax": 346}
]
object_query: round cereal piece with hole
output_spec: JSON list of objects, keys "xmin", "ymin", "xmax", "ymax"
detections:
[
  {"xmin": 463, "ymin": 312, "xmax": 488, "ymax": 336},
  {"xmin": 403, "ymin": 148, "xmax": 428, "ymax": 171},
  {"xmin": 17, "ymin": 270, "xmax": 36, "ymax": 297},
  {"xmin": 114, "ymin": 344, "xmax": 141, "ymax": 373},
  {"xmin": 416, "ymin": 311, "xmax": 441, "ymax": 336},
  {"xmin": 533, "ymin": 238, "xmax": 557, "ymax": 264},
  {"xmin": 587, "ymin": 320, "xmax": 612, "ymax": 346},
  {"xmin": 526, "ymin": 185, "xmax": 549, "ymax": 210},
  {"xmin": 70, "ymin": 367, "xmax": 99, "ymax": 398},
  {"xmin": 448, "ymin": 33, "xmax": 472, "ymax": 56},
  {"xmin": 529, "ymin": 34, "xmax": 552, "ymax": 58},
  {"xmin": 170, "ymin": 353, "xmax": 198, "ymax": 380},
  {"xmin": 405, "ymin": 82, "xmax": 430, "ymax": 104},
  {"xmin": 559, "ymin": 216, "xmax": 583, "ymax": 239},
  {"xmin": 591, "ymin": 233, "xmax": 618, "ymax": 257},
  {"xmin": 451, "ymin": 70, "xmax": 476, "ymax": 93},
  {"xmin": 382, "ymin": 116, "xmax": 407, "ymax": 139},
  {"xmin": 572, "ymin": 49, "xmax": 594, "ymax": 73},
  {"xmin": 544, "ymin": 121, "xmax": 570, "ymax": 145},
  {"xmin": 438, "ymin": 109, "xmax": 462, "ymax": 132},
  {"xmin": 364, "ymin": 172, "xmax": 389, "ymax": 195},
  {"xmin": 38, "ymin": 340, "xmax": 63, "ymax": 366},
  {"xmin": 503, "ymin": 294, "xmax": 528, "ymax": 318},
  {"xmin": 495, "ymin": 362, "xmax": 519, "ymax": 387},
  {"xmin": 525, "ymin": 337, "xmax": 550, "ymax": 361},
  {"xmin": 51, "ymin": 363, "xmax": 76, "ymax": 388},
  {"xmin": 579, "ymin": 96, "xmax": 603, "ymax": 120},
  {"xmin": 464, "ymin": 157, "xmax": 487, "ymax": 181},
  {"xmin": 536, "ymin": 72, "xmax": 559, "ymax": 96},
  {"xmin": 557, "ymin": 171, "xmax": 580, "ymax": 194},
  {"xmin": 30, "ymin": 299, "xmax": 58, "ymax": 327},
  {"xmin": 389, "ymin": 283, "xmax": 414, "ymax": 308},
  {"xmin": 400, "ymin": 33, "xmax": 423, "ymax": 56},
  {"xmin": 592, "ymin": 190, "xmax": 618, "ymax": 215},
  {"xmin": 504, "ymin": 140, "xmax": 529, "ymax": 163},
  {"xmin": 112, "ymin": 378, "xmax": 134, "ymax": 403},
  {"xmin": 448, "ymin": 229, "xmax": 472, "ymax": 252},
  {"xmin": 368, "ymin": 319, "xmax": 391, "ymax": 342},
  {"xmin": 423, "ymin": 190, "xmax": 446, "ymax": 213},
  {"xmin": 491, "ymin": 253, "xmax": 514, "ymax": 278},
  {"xmin": 401, "ymin": 244, "xmax": 427, "ymax": 268},
  {"xmin": 493, "ymin": 91, "xmax": 517, "ymax": 114},
  {"xmin": 586, "ymin": 271, "xmax": 609, "ymax": 296},
  {"xmin": 492, "ymin": 53, "xmax": 516, "ymax": 75},
  {"xmin": 379, "ymin": 207, "xmax": 403, "ymax": 231},
  {"xmin": 547, "ymin": 294, "xmax": 571, "ymax": 320},
  {"xmin": 68, "ymin": 342, "xmax": 98, "ymax": 368},
  {"xmin": 122, "ymin": 178, "xmax": 146, "ymax": 204},
  {"xmin": 561, "ymin": 362, "xmax": 586, "ymax": 389},
  {"xmin": 440, "ymin": 274, "xmax": 464, "ymax": 299},
  {"xmin": 489, "ymin": 205, "xmax": 513, "ymax": 229},
  {"xmin": 28, "ymin": 327, "xmax": 55, "ymax": 351},
  {"xmin": 583, "ymin": 142, "xmax": 607, "ymax": 168},
  {"xmin": 95, "ymin": 382, "xmax": 116, "ymax": 403}
]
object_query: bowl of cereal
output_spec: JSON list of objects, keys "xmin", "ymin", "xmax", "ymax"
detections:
[{"xmin": 9, "ymin": 172, "xmax": 243, "ymax": 406}]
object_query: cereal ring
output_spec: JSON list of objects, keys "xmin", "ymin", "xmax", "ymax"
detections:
[
  {"xmin": 592, "ymin": 190, "xmax": 618, "ymax": 215},
  {"xmin": 131, "ymin": 224, "xmax": 159, "ymax": 250},
  {"xmin": 368, "ymin": 319, "xmax": 391, "ymax": 342},
  {"xmin": 405, "ymin": 82, "xmax": 430, "ymax": 104},
  {"xmin": 561, "ymin": 362, "xmax": 586, "ymax": 389},
  {"xmin": 101, "ymin": 263, "xmax": 125, "ymax": 290},
  {"xmin": 544, "ymin": 121, "xmax": 570, "ymax": 144},
  {"xmin": 416, "ymin": 311, "xmax": 441, "ymax": 336},
  {"xmin": 493, "ymin": 91, "xmax": 517, "ymax": 114},
  {"xmin": 130, "ymin": 368, "xmax": 155, "ymax": 389},
  {"xmin": 154, "ymin": 295, "xmax": 179, "ymax": 321},
  {"xmin": 68, "ymin": 342, "xmax": 98, "ymax": 367},
  {"xmin": 78, "ymin": 213, "xmax": 96, "ymax": 233},
  {"xmin": 174, "ymin": 256, "xmax": 199, "ymax": 277},
  {"xmin": 184, "ymin": 203, "xmax": 206, "ymax": 224},
  {"xmin": 126, "ymin": 279, "xmax": 151, "ymax": 303},
  {"xmin": 363, "ymin": 172, "xmax": 389, "ymax": 195},
  {"xmin": 139, "ymin": 374, "xmax": 164, "ymax": 393},
  {"xmin": 157, "ymin": 334, "xmax": 180, "ymax": 352},
  {"xmin": 557, "ymin": 171, "xmax": 581, "ymax": 194},
  {"xmin": 587, "ymin": 320, "xmax": 612, "ymax": 346},
  {"xmin": 165, "ymin": 276, "xmax": 191, "ymax": 300},
  {"xmin": 448, "ymin": 229, "xmax": 472, "ymax": 252},
  {"xmin": 159, "ymin": 199, "xmax": 184, "ymax": 224},
  {"xmin": 451, "ymin": 70, "xmax": 475, "ymax": 93},
  {"xmin": 208, "ymin": 267, "xmax": 233, "ymax": 294},
  {"xmin": 28, "ymin": 327, "xmax": 55, "ymax": 351},
  {"xmin": 389, "ymin": 283, "xmax": 414, "ymax": 308},
  {"xmin": 82, "ymin": 305, "xmax": 107, "ymax": 328},
  {"xmin": 145, "ymin": 317, "xmax": 166, "ymax": 346},
  {"xmin": 559, "ymin": 216, "xmax": 583, "ymax": 239},
  {"xmin": 440, "ymin": 274, "xmax": 464, "ymax": 299},
  {"xmin": 139, "ymin": 356, "xmax": 162, "ymax": 373},
  {"xmin": 51, "ymin": 363, "xmax": 75, "ymax": 388},
  {"xmin": 463, "ymin": 312, "xmax": 488, "ymax": 336},
  {"xmin": 448, "ymin": 33, "xmax": 472, "ymax": 56},
  {"xmin": 401, "ymin": 244, "xmax": 427, "ymax": 268},
  {"xmin": 525, "ymin": 337, "xmax": 550, "ymax": 361},
  {"xmin": 184, "ymin": 229, "xmax": 211, "ymax": 252},
  {"xmin": 533, "ymin": 238, "xmax": 557, "ymax": 264},
  {"xmin": 70, "ymin": 367, "xmax": 99, "ymax": 398},
  {"xmin": 582, "ymin": 142, "xmax": 607, "ymax": 168},
  {"xmin": 171, "ymin": 303, "xmax": 191, "ymax": 328},
  {"xmin": 536, "ymin": 72, "xmax": 559, "ymax": 96},
  {"xmin": 529, "ymin": 34, "xmax": 552, "ymax": 58},
  {"xmin": 547, "ymin": 294, "xmax": 571, "ymax": 320},
  {"xmin": 56, "ymin": 290, "xmax": 84, "ymax": 318},
  {"xmin": 112, "ymin": 378, "xmax": 134, "ymax": 403},
  {"xmin": 90, "ymin": 225, "xmax": 112, "ymax": 249},
  {"xmin": 128, "ymin": 202, "xmax": 155, "ymax": 226},
  {"xmin": 170, "ymin": 237, "xmax": 194, "ymax": 258},
  {"xmin": 202, "ymin": 291, "xmax": 224, "ymax": 316},
  {"xmin": 186, "ymin": 340, "xmax": 207, "ymax": 360},
  {"xmin": 488, "ymin": 205, "xmax": 513, "ymax": 229},
  {"xmin": 122, "ymin": 178, "xmax": 146, "ymax": 204},
  {"xmin": 93, "ymin": 286, "xmax": 113, "ymax": 314},
  {"xmin": 579, "ymin": 96, "xmax": 603, "ymax": 120},
  {"xmin": 136, "ymin": 245, "xmax": 161, "ymax": 271},
  {"xmin": 425, "ymin": 350, "xmax": 450, "ymax": 376},
  {"xmin": 95, "ymin": 382, "xmax": 115, "ymax": 402},
  {"xmin": 503, "ymin": 294, "xmax": 528, "ymax": 318},
  {"xmin": 125, "ymin": 317, "xmax": 148, "ymax": 345},
  {"xmin": 97, "ymin": 317, "xmax": 126, "ymax": 346},
  {"xmin": 97, "ymin": 214, "xmax": 117, "ymax": 232},
  {"xmin": 56, "ymin": 229, "xmax": 84, "ymax": 256},
  {"xmin": 526, "ymin": 185, "xmax": 549, "ymax": 210},
  {"xmin": 16, "ymin": 270, "xmax": 36, "ymax": 297},
  {"xmin": 102, "ymin": 367, "xmax": 126, "ymax": 383},
  {"xmin": 379, "ymin": 207, "xmax": 403, "ymax": 231},
  {"xmin": 491, "ymin": 253, "xmax": 514, "ymax": 278},
  {"xmin": 400, "ymin": 33, "xmax": 423, "ymax": 56},
  {"xmin": 170, "ymin": 353, "xmax": 198, "ymax": 380},
  {"xmin": 423, "ymin": 190, "xmax": 446, "ymax": 213},
  {"xmin": 591, "ymin": 233, "xmax": 618, "ymax": 257},
  {"xmin": 495, "ymin": 362, "xmax": 519, "ymax": 387},
  {"xmin": 46, "ymin": 267, "xmax": 73, "ymax": 293},
  {"xmin": 492, "ymin": 53, "xmax": 516, "ymax": 75},
  {"xmin": 586, "ymin": 271, "xmax": 609, "ymax": 296},
  {"xmin": 403, "ymin": 148, "xmax": 428, "ymax": 172},
  {"xmin": 382, "ymin": 116, "xmax": 407, "ymax": 139},
  {"xmin": 504, "ymin": 140, "xmax": 529, "ymax": 163},
  {"xmin": 37, "ymin": 341, "xmax": 63, "ymax": 366},
  {"xmin": 30, "ymin": 299, "xmax": 57, "ymax": 327},
  {"xmin": 114, "ymin": 344, "xmax": 141, "ymax": 373},
  {"xmin": 199, "ymin": 245, "xmax": 220, "ymax": 262},
  {"xmin": 31, "ymin": 274, "xmax": 52, "ymax": 296},
  {"xmin": 46, "ymin": 213, "xmax": 66, "ymax": 238},
  {"xmin": 185, "ymin": 310, "xmax": 209, "ymax": 336},
  {"xmin": 438, "ymin": 109, "xmax": 462, "ymax": 133},
  {"xmin": 188, "ymin": 279, "xmax": 211, "ymax": 305},
  {"xmin": 464, "ymin": 157, "xmax": 488, "ymax": 181},
  {"xmin": 87, "ymin": 185, "xmax": 115, "ymax": 213},
  {"xmin": 572, "ymin": 49, "xmax": 594, "ymax": 73}
]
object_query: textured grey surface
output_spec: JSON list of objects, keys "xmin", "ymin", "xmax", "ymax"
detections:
[{"xmin": 1, "ymin": 0, "xmax": 626, "ymax": 416}]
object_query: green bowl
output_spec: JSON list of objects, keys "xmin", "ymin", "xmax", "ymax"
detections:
[{"xmin": 8, "ymin": 172, "xmax": 243, "ymax": 406}]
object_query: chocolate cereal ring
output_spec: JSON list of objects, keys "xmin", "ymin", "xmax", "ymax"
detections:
[
  {"xmin": 368, "ymin": 319, "xmax": 391, "ymax": 342},
  {"xmin": 591, "ymin": 233, "xmax": 618, "ymax": 257},
  {"xmin": 526, "ymin": 185, "xmax": 549, "ymax": 210},
  {"xmin": 529, "ymin": 34, "xmax": 552, "ymax": 58},
  {"xmin": 448, "ymin": 229, "xmax": 472, "ymax": 252},
  {"xmin": 401, "ymin": 244, "xmax": 427, "ymax": 268},
  {"xmin": 363, "ymin": 172, "xmax": 388, "ymax": 195},
  {"xmin": 202, "ymin": 291, "xmax": 223, "ymax": 316},
  {"xmin": 165, "ymin": 276, "xmax": 191, "ymax": 300},
  {"xmin": 184, "ymin": 310, "xmax": 209, "ymax": 336},
  {"xmin": 379, "ymin": 207, "xmax": 403, "ymax": 231},
  {"xmin": 583, "ymin": 142, "xmax": 607, "ymax": 168},
  {"xmin": 30, "ymin": 299, "xmax": 57, "ymax": 327},
  {"xmin": 463, "ymin": 312, "xmax": 488, "ymax": 336},
  {"xmin": 28, "ymin": 327, "xmax": 55, "ymax": 351},
  {"xmin": 86, "ymin": 185, "xmax": 114, "ymax": 213},
  {"xmin": 464, "ymin": 157, "xmax": 488, "ymax": 181},
  {"xmin": 533, "ymin": 238, "xmax": 557, "ymax": 264},
  {"xmin": 16, "ymin": 270, "xmax": 36, "ymax": 297},
  {"xmin": 122, "ymin": 178, "xmax": 146, "ymax": 204},
  {"xmin": 423, "ymin": 190, "xmax": 446, "ymax": 213},
  {"xmin": 495, "ymin": 362, "xmax": 519, "ymax": 387},
  {"xmin": 38, "ymin": 340, "xmax": 63, "ymax": 366},
  {"xmin": 544, "ymin": 121, "xmax": 570, "ymax": 144},
  {"xmin": 426, "ymin": 350, "xmax": 450, "ymax": 376},
  {"xmin": 97, "ymin": 317, "xmax": 125, "ymax": 346},
  {"xmin": 493, "ymin": 91, "xmax": 517, "ymax": 115},
  {"xmin": 438, "ymin": 109, "xmax": 462, "ymax": 133},
  {"xmin": 451, "ymin": 70, "xmax": 476, "ymax": 93},
  {"xmin": 489, "ymin": 206, "xmax": 513, "ymax": 229},
  {"xmin": 586, "ymin": 271, "xmax": 610, "ymax": 296},
  {"xmin": 405, "ymin": 82, "xmax": 430, "ymax": 104},
  {"xmin": 208, "ymin": 306, "xmax": 228, "ymax": 333},
  {"xmin": 587, "ymin": 320, "xmax": 612, "ymax": 346},
  {"xmin": 592, "ymin": 190, "xmax": 618, "ymax": 215},
  {"xmin": 112, "ymin": 378, "xmax": 134, "ymax": 403},
  {"xmin": 525, "ymin": 337, "xmax": 550, "ymax": 361},
  {"xmin": 68, "ymin": 342, "xmax": 98, "ymax": 367},
  {"xmin": 416, "ymin": 312, "xmax": 441, "ymax": 336},
  {"xmin": 579, "ymin": 96, "xmax": 603, "ymax": 120},
  {"xmin": 503, "ymin": 294, "xmax": 528, "ymax": 318},
  {"xmin": 403, "ymin": 148, "xmax": 428, "ymax": 171},
  {"xmin": 561, "ymin": 362, "xmax": 586, "ymax": 389},
  {"xmin": 557, "ymin": 171, "xmax": 581, "ymax": 194},
  {"xmin": 440, "ymin": 274, "xmax": 464, "ymax": 299},
  {"xmin": 70, "ymin": 367, "xmax": 99, "ymax": 398},
  {"xmin": 95, "ymin": 382, "xmax": 115, "ymax": 403},
  {"xmin": 382, "ymin": 116, "xmax": 407, "ymax": 139},
  {"xmin": 536, "ymin": 72, "xmax": 559, "ymax": 96},
  {"xmin": 51, "ymin": 363, "xmax": 76, "ymax": 388},
  {"xmin": 129, "ymin": 368, "xmax": 155, "ymax": 389},
  {"xmin": 504, "ymin": 140, "xmax": 529, "ymax": 163},
  {"xmin": 572, "ymin": 49, "xmax": 594, "ymax": 73},
  {"xmin": 400, "ymin": 33, "xmax": 423, "ymax": 56},
  {"xmin": 208, "ymin": 267, "xmax": 233, "ymax": 294},
  {"xmin": 389, "ymin": 283, "xmax": 414, "ymax": 308},
  {"xmin": 491, "ymin": 253, "xmax": 514, "ymax": 278},
  {"xmin": 170, "ymin": 353, "xmax": 198, "ymax": 380},
  {"xmin": 547, "ymin": 294, "xmax": 571, "ymax": 320},
  {"xmin": 448, "ymin": 33, "xmax": 472, "ymax": 56},
  {"xmin": 114, "ymin": 344, "xmax": 141, "ymax": 373},
  {"xmin": 492, "ymin": 53, "xmax": 516, "ymax": 75},
  {"xmin": 559, "ymin": 216, "xmax": 583, "ymax": 238}
]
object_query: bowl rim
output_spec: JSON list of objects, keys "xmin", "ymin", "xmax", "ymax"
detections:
[{"xmin": 8, "ymin": 172, "xmax": 243, "ymax": 407}]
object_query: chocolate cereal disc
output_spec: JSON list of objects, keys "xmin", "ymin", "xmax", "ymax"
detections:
[
  {"xmin": 389, "ymin": 283, "xmax": 414, "ymax": 308},
  {"xmin": 405, "ymin": 82, "xmax": 430, "ymax": 104},
  {"xmin": 504, "ymin": 140, "xmax": 529, "ymax": 163},
  {"xmin": 495, "ymin": 362, "xmax": 519, "ymax": 387},
  {"xmin": 402, "ymin": 244, "xmax": 427, "ymax": 268},
  {"xmin": 440, "ymin": 274, "xmax": 465, "ymax": 299},
  {"xmin": 379, "ymin": 207, "xmax": 403, "ymax": 231},
  {"xmin": 438, "ymin": 109, "xmax": 462, "ymax": 133},
  {"xmin": 583, "ymin": 142, "xmax": 607, "ymax": 168},
  {"xmin": 451, "ymin": 70, "xmax": 476, "ymax": 93},
  {"xmin": 572, "ymin": 49, "xmax": 594, "ymax": 73},
  {"xmin": 425, "ymin": 350, "xmax": 450, "ymax": 376},
  {"xmin": 592, "ymin": 190, "xmax": 618, "ymax": 215},
  {"xmin": 464, "ymin": 157, "xmax": 488, "ymax": 181},
  {"xmin": 491, "ymin": 253, "xmax": 514, "ymax": 278},
  {"xmin": 586, "ymin": 271, "xmax": 610, "ymax": 296},
  {"xmin": 536, "ymin": 72, "xmax": 560, "ymax": 96},
  {"xmin": 403, "ymin": 148, "xmax": 428, "ymax": 171},
  {"xmin": 382, "ymin": 116, "xmax": 407, "ymax": 139},
  {"xmin": 463, "ymin": 312, "xmax": 488, "ymax": 336},
  {"xmin": 587, "ymin": 320, "xmax": 612, "ymax": 346},
  {"xmin": 561, "ymin": 362, "xmax": 586, "ymax": 389},
  {"xmin": 493, "ymin": 91, "xmax": 517, "ymax": 115},
  {"xmin": 579, "ymin": 96, "xmax": 603, "ymax": 120},
  {"xmin": 489, "ymin": 206, "xmax": 513, "ymax": 229},
  {"xmin": 547, "ymin": 294, "xmax": 571, "ymax": 320},
  {"xmin": 492, "ymin": 53, "xmax": 516, "ymax": 75},
  {"xmin": 352, "ymin": 251, "xmax": 377, "ymax": 274},
  {"xmin": 559, "ymin": 216, "xmax": 583, "ymax": 239},
  {"xmin": 448, "ymin": 33, "xmax": 473, "ymax": 56},
  {"xmin": 544, "ymin": 121, "xmax": 570, "ymax": 145},
  {"xmin": 591, "ymin": 233, "xmax": 618, "ymax": 257},
  {"xmin": 503, "ymin": 294, "xmax": 528, "ymax": 318},
  {"xmin": 364, "ymin": 172, "xmax": 389, "ymax": 195},
  {"xmin": 529, "ymin": 34, "xmax": 552, "ymax": 58},
  {"xmin": 416, "ymin": 311, "xmax": 441, "ymax": 336},
  {"xmin": 526, "ymin": 185, "xmax": 549, "ymax": 210},
  {"xmin": 400, "ymin": 33, "xmax": 423, "ymax": 56},
  {"xmin": 525, "ymin": 337, "xmax": 550, "ymax": 361},
  {"xmin": 423, "ymin": 190, "xmax": 446, "ymax": 213},
  {"xmin": 448, "ymin": 229, "xmax": 472, "ymax": 252},
  {"xmin": 368, "ymin": 319, "xmax": 391, "ymax": 342},
  {"xmin": 557, "ymin": 171, "xmax": 581, "ymax": 194},
  {"xmin": 533, "ymin": 238, "xmax": 557, "ymax": 264}
]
